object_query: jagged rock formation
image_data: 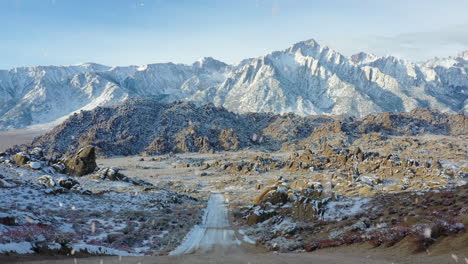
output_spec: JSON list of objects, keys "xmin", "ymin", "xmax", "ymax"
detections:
[
  {"xmin": 1, "ymin": 39, "xmax": 467, "ymax": 130},
  {"xmin": 29, "ymin": 99, "xmax": 466, "ymax": 157},
  {"xmin": 63, "ymin": 146, "xmax": 97, "ymax": 176},
  {"xmin": 247, "ymin": 177, "xmax": 331, "ymax": 225},
  {"xmin": 30, "ymin": 99, "xmax": 332, "ymax": 156},
  {"xmin": 283, "ymin": 145, "xmax": 464, "ymax": 195}
]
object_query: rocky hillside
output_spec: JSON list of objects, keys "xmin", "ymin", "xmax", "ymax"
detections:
[
  {"xmin": 1, "ymin": 39, "xmax": 467, "ymax": 130},
  {"xmin": 28, "ymin": 98, "xmax": 467, "ymax": 157}
]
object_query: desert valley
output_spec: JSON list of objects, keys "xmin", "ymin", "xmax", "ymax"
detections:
[
  {"xmin": 0, "ymin": 95, "xmax": 466, "ymax": 263},
  {"xmin": 0, "ymin": 2, "xmax": 467, "ymax": 262}
]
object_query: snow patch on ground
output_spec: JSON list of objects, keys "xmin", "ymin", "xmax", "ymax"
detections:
[
  {"xmin": 72, "ymin": 243, "xmax": 143, "ymax": 256},
  {"xmin": 0, "ymin": 164, "xmax": 202, "ymax": 256},
  {"xmin": 0, "ymin": 242, "xmax": 34, "ymax": 254},
  {"xmin": 323, "ymin": 197, "xmax": 371, "ymax": 221}
]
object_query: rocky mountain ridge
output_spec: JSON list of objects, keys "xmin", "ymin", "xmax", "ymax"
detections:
[
  {"xmin": 27, "ymin": 98, "xmax": 467, "ymax": 157},
  {"xmin": 1, "ymin": 39, "xmax": 467, "ymax": 130}
]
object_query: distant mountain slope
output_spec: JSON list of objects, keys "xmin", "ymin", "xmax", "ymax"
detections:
[
  {"xmin": 1, "ymin": 39, "xmax": 467, "ymax": 130},
  {"xmin": 30, "ymin": 98, "xmax": 467, "ymax": 157}
]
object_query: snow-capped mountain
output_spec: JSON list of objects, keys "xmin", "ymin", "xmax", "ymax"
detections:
[{"xmin": 0, "ymin": 39, "xmax": 467, "ymax": 130}]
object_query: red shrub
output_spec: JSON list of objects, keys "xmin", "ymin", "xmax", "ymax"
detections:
[
  {"xmin": 304, "ymin": 239, "xmax": 343, "ymax": 252},
  {"xmin": 1, "ymin": 223, "xmax": 55, "ymax": 242}
]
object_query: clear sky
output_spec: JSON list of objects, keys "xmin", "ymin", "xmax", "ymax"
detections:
[{"xmin": 1, "ymin": 0, "xmax": 468, "ymax": 69}]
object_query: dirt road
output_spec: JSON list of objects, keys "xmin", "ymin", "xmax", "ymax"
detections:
[{"xmin": 170, "ymin": 192, "xmax": 244, "ymax": 255}]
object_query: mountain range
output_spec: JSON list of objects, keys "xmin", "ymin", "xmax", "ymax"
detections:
[{"xmin": 1, "ymin": 39, "xmax": 467, "ymax": 131}]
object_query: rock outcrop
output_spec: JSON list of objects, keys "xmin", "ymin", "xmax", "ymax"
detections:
[
  {"xmin": 30, "ymin": 100, "xmax": 466, "ymax": 157},
  {"xmin": 64, "ymin": 146, "xmax": 97, "ymax": 176},
  {"xmin": 12, "ymin": 152, "xmax": 30, "ymax": 165},
  {"xmin": 247, "ymin": 177, "xmax": 332, "ymax": 225}
]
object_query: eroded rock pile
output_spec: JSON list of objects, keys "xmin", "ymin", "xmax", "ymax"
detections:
[
  {"xmin": 92, "ymin": 167, "xmax": 153, "ymax": 186},
  {"xmin": 284, "ymin": 146, "xmax": 464, "ymax": 196},
  {"xmin": 35, "ymin": 175, "xmax": 90, "ymax": 195},
  {"xmin": 246, "ymin": 177, "xmax": 333, "ymax": 225},
  {"xmin": 2, "ymin": 146, "xmax": 98, "ymax": 177},
  {"xmin": 212, "ymin": 154, "xmax": 285, "ymax": 174},
  {"xmin": 28, "ymin": 99, "xmax": 466, "ymax": 157}
]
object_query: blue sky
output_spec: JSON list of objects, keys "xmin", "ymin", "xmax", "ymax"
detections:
[{"xmin": 1, "ymin": 0, "xmax": 468, "ymax": 69}]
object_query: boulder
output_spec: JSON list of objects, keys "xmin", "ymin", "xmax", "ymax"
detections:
[
  {"xmin": 247, "ymin": 209, "xmax": 276, "ymax": 225},
  {"xmin": 95, "ymin": 167, "xmax": 124, "ymax": 181},
  {"xmin": 29, "ymin": 162, "xmax": 42, "ymax": 170},
  {"xmin": 36, "ymin": 175, "xmax": 56, "ymax": 188},
  {"xmin": 94, "ymin": 167, "xmax": 152, "ymax": 186},
  {"xmin": 254, "ymin": 186, "xmax": 289, "ymax": 205},
  {"xmin": 64, "ymin": 146, "xmax": 97, "ymax": 176},
  {"xmin": 12, "ymin": 152, "xmax": 30, "ymax": 165},
  {"xmin": 30, "ymin": 147, "xmax": 43, "ymax": 158},
  {"xmin": 44, "ymin": 187, "xmax": 68, "ymax": 195},
  {"xmin": 106, "ymin": 168, "xmax": 124, "ymax": 181},
  {"xmin": 292, "ymin": 197, "xmax": 327, "ymax": 220},
  {"xmin": 52, "ymin": 163, "xmax": 66, "ymax": 173},
  {"xmin": 300, "ymin": 186, "xmax": 325, "ymax": 200},
  {"xmin": 358, "ymin": 175, "xmax": 381, "ymax": 186},
  {"xmin": 57, "ymin": 177, "xmax": 79, "ymax": 189}
]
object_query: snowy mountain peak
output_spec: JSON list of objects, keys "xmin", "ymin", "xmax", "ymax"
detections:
[
  {"xmin": 0, "ymin": 38, "xmax": 467, "ymax": 131},
  {"xmin": 193, "ymin": 57, "xmax": 228, "ymax": 71},
  {"xmin": 73, "ymin": 62, "xmax": 110, "ymax": 72},
  {"xmin": 289, "ymin": 39, "xmax": 321, "ymax": 54},
  {"xmin": 350, "ymin": 52, "xmax": 378, "ymax": 65},
  {"xmin": 458, "ymin": 50, "xmax": 468, "ymax": 60},
  {"xmin": 286, "ymin": 38, "xmax": 347, "ymax": 66},
  {"xmin": 293, "ymin": 38, "xmax": 320, "ymax": 48}
]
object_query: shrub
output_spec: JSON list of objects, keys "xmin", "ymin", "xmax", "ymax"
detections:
[
  {"xmin": 1, "ymin": 223, "xmax": 55, "ymax": 242},
  {"xmin": 384, "ymin": 227, "xmax": 410, "ymax": 247},
  {"xmin": 409, "ymin": 233, "xmax": 433, "ymax": 253},
  {"xmin": 367, "ymin": 226, "xmax": 411, "ymax": 248},
  {"xmin": 304, "ymin": 238, "xmax": 343, "ymax": 252},
  {"xmin": 341, "ymin": 232, "xmax": 365, "ymax": 245}
]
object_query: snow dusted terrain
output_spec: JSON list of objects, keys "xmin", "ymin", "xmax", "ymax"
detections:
[
  {"xmin": 0, "ymin": 164, "xmax": 203, "ymax": 256},
  {"xmin": 1, "ymin": 39, "xmax": 467, "ymax": 130}
]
